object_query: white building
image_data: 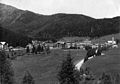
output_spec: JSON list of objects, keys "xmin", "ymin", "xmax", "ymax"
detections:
[
  {"xmin": 107, "ymin": 37, "xmax": 116, "ymax": 45},
  {"xmin": 0, "ymin": 42, "xmax": 6, "ymax": 50}
]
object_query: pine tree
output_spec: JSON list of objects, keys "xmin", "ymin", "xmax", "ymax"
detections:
[
  {"xmin": 100, "ymin": 72, "xmax": 113, "ymax": 84},
  {"xmin": 22, "ymin": 71, "xmax": 35, "ymax": 84},
  {"xmin": 57, "ymin": 53, "xmax": 79, "ymax": 84},
  {"xmin": 114, "ymin": 73, "xmax": 120, "ymax": 84},
  {"xmin": 0, "ymin": 50, "xmax": 14, "ymax": 84}
]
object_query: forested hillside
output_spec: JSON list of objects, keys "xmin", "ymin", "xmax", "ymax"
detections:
[{"xmin": 0, "ymin": 3, "xmax": 120, "ymax": 42}]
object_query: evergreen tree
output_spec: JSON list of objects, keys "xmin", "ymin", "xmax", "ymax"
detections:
[
  {"xmin": 26, "ymin": 46, "xmax": 30, "ymax": 53},
  {"xmin": 57, "ymin": 53, "xmax": 79, "ymax": 84},
  {"xmin": 100, "ymin": 72, "xmax": 113, "ymax": 84},
  {"xmin": 22, "ymin": 71, "xmax": 35, "ymax": 84},
  {"xmin": 115, "ymin": 73, "xmax": 120, "ymax": 84},
  {"xmin": 0, "ymin": 50, "xmax": 14, "ymax": 84}
]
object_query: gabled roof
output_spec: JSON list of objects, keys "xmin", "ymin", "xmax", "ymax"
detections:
[{"xmin": 0, "ymin": 42, "xmax": 6, "ymax": 45}]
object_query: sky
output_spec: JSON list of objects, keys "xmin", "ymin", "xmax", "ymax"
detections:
[{"xmin": 1, "ymin": 0, "xmax": 120, "ymax": 18}]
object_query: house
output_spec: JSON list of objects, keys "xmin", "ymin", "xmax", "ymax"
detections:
[
  {"xmin": 107, "ymin": 37, "xmax": 116, "ymax": 45},
  {"xmin": 55, "ymin": 41, "xmax": 65, "ymax": 49},
  {"xmin": 83, "ymin": 39, "xmax": 92, "ymax": 45},
  {"xmin": 0, "ymin": 42, "xmax": 9, "ymax": 50},
  {"xmin": 45, "ymin": 43, "xmax": 54, "ymax": 49},
  {"xmin": 66, "ymin": 42, "xmax": 72, "ymax": 49},
  {"xmin": 0, "ymin": 42, "xmax": 6, "ymax": 50}
]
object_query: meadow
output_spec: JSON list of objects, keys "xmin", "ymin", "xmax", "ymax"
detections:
[{"xmin": 11, "ymin": 44, "xmax": 120, "ymax": 84}]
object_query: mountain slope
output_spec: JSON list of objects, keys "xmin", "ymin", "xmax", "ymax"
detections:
[
  {"xmin": 0, "ymin": 3, "xmax": 120, "ymax": 40},
  {"xmin": 0, "ymin": 26, "xmax": 31, "ymax": 47}
]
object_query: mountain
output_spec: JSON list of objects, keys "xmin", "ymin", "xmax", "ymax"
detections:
[
  {"xmin": 0, "ymin": 26, "xmax": 31, "ymax": 47},
  {"xmin": 0, "ymin": 3, "xmax": 120, "ymax": 41}
]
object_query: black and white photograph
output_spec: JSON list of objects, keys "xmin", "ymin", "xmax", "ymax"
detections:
[{"xmin": 0, "ymin": 0, "xmax": 120, "ymax": 84}]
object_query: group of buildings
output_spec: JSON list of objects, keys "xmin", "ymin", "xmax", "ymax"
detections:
[
  {"xmin": 0, "ymin": 37, "xmax": 118, "ymax": 51},
  {"xmin": 49, "ymin": 37, "xmax": 118, "ymax": 49}
]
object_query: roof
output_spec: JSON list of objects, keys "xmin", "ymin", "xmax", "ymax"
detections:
[
  {"xmin": 0, "ymin": 42, "xmax": 6, "ymax": 45},
  {"xmin": 56, "ymin": 41, "xmax": 65, "ymax": 44}
]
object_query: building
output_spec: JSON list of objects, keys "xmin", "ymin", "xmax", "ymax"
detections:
[
  {"xmin": 83, "ymin": 39, "xmax": 92, "ymax": 45},
  {"xmin": 107, "ymin": 37, "xmax": 116, "ymax": 45},
  {"xmin": 55, "ymin": 41, "xmax": 65, "ymax": 49},
  {"xmin": 0, "ymin": 42, "xmax": 8, "ymax": 50}
]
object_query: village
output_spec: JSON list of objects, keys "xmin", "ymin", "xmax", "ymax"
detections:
[
  {"xmin": 0, "ymin": 36, "xmax": 119, "ymax": 60},
  {"xmin": 0, "ymin": 36, "xmax": 119, "ymax": 84},
  {"xmin": 0, "ymin": 36, "xmax": 118, "ymax": 51},
  {"xmin": 1, "ymin": 1, "xmax": 120, "ymax": 84}
]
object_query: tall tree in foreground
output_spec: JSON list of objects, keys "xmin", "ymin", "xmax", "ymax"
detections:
[
  {"xmin": 0, "ymin": 50, "xmax": 14, "ymax": 84},
  {"xmin": 22, "ymin": 71, "xmax": 35, "ymax": 84},
  {"xmin": 57, "ymin": 53, "xmax": 79, "ymax": 84},
  {"xmin": 98, "ymin": 72, "xmax": 113, "ymax": 84}
]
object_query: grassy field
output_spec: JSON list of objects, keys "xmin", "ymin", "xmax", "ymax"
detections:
[
  {"xmin": 11, "ymin": 44, "xmax": 120, "ymax": 84},
  {"xmin": 12, "ymin": 49, "xmax": 86, "ymax": 84},
  {"xmin": 83, "ymin": 44, "xmax": 120, "ymax": 77}
]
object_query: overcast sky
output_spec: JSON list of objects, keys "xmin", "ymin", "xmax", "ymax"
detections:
[{"xmin": 1, "ymin": 0, "xmax": 120, "ymax": 18}]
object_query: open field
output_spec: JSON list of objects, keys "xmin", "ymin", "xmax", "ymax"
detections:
[
  {"xmin": 11, "ymin": 44, "xmax": 120, "ymax": 84},
  {"xmin": 83, "ymin": 44, "xmax": 120, "ymax": 77},
  {"xmin": 12, "ymin": 49, "xmax": 86, "ymax": 84}
]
